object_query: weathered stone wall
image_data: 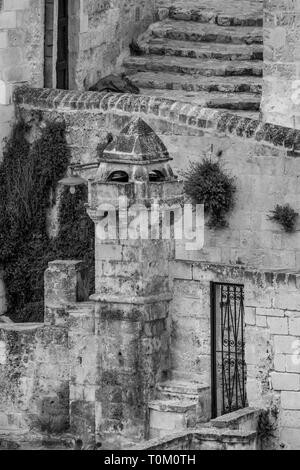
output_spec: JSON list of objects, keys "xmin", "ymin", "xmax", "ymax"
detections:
[
  {"xmin": 15, "ymin": 88, "xmax": 300, "ymax": 272},
  {"xmin": 0, "ymin": 0, "xmax": 44, "ymax": 87},
  {"xmin": 0, "ymin": 259, "xmax": 91, "ymax": 435},
  {"xmin": 262, "ymin": 0, "xmax": 300, "ymax": 128},
  {"xmin": 0, "ymin": 323, "xmax": 70, "ymax": 433},
  {"xmin": 0, "ymin": 0, "xmax": 44, "ymax": 160},
  {"xmin": 76, "ymin": 0, "xmax": 156, "ymax": 89},
  {"xmin": 169, "ymin": 260, "xmax": 300, "ymax": 450}
]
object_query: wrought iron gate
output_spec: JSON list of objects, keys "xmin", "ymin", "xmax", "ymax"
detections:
[{"xmin": 211, "ymin": 282, "xmax": 247, "ymax": 418}]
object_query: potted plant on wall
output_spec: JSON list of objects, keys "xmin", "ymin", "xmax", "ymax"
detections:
[{"xmin": 183, "ymin": 157, "xmax": 237, "ymax": 229}]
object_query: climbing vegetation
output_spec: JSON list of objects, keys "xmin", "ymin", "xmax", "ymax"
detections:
[{"xmin": 0, "ymin": 119, "xmax": 94, "ymax": 323}]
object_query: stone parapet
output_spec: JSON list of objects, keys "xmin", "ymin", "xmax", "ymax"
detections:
[{"xmin": 14, "ymin": 86, "xmax": 300, "ymax": 154}]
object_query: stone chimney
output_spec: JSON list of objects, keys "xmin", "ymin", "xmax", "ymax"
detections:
[{"xmin": 87, "ymin": 117, "xmax": 183, "ymax": 447}]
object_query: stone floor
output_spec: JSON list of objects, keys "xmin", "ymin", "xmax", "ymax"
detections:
[{"xmin": 124, "ymin": 0, "xmax": 263, "ymax": 118}]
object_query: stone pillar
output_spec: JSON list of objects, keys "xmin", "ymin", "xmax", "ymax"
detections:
[
  {"xmin": 44, "ymin": 260, "xmax": 95, "ymax": 440},
  {"xmin": 68, "ymin": 302, "xmax": 97, "ymax": 445},
  {"xmin": 44, "ymin": 260, "xmax": 89, "ymax": 326},
  {"xmin": 86, "ymin": 117, "xmax": 182, "ymax": 447},
  {"xmin": 89, "ymin": 218, "xmax": 173, "ymax": 447},
  {"xmin": 262, "ymin": 0, "xmax": 300, "ymax": 128}
]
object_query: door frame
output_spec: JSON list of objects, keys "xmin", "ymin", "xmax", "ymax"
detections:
[{"xmin": 210, "ymin": 281, "xmax": 247, "ymax": 419}]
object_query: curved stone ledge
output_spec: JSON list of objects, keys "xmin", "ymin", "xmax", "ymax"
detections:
[{"xmin": 14, "ymin": 86, "xmax": 300, "ymax": 155}]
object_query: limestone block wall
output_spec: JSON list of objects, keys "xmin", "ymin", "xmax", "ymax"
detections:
[
  {"xmin": 0, "ymin": 0, "xmax": 44, "ymax": 87},
  {"xmin": 0, "ymin": 259, "xmax": 91, "ymax": 435},
  {"xmin": 0, "ymin": 323, "xmax": 70, "ymax": 433},
  {"xmin": 72, "ymin": 0, "xmax": 156, "ymax": 89},
  {"xmin": 168, "ymin": 260, "xmax": 300, "ymax": 450},
  {"xmin": 244, "ymin": 269, "xmax": 300, "ymax": 450},
  {"xmin": 262, "ymin": 0, "xmax": 300, "ymax": 128},
  {"xmin": 15, "ymin": 88, "xmax": 300, "ymax": 272},
  {"xmin": 0, "ymin": 0, "xmax": 44, "ymax": 159}
]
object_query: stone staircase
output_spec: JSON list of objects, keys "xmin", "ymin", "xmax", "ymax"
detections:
[
  {"xmin": 135, "ymin": 407, "xmax": 261, "ymax": 450},
  {"xmin": 124, "ymin": 0, "xmax": 263, "ymax": 118},
  {"xmin": 148, "ymin": 379, "xmax": 210, "ymax": 439}
]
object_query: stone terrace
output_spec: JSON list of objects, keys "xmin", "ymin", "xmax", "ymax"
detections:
[{"xmin": 124, "ymin": 0, "xmax": 263, "ymax": 118}]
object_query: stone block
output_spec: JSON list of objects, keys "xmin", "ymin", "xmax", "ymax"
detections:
[
  {"xmin": 0, "ymin": 80, "xmax": 12, "ymax": 105},
  {"xmin": 256, "ymin": 315, "xmax": 267, "ymax": 328},
  {"xmin": 274, "ymin": 354, "xmax": 286, "ymax": 372},
  {"xmin": 274, "ymin": 335, "xmax": 299, "ymax": 355},
  {"xmin": 267, "ymin": 317, "xmax": 288, "ymax": 335},
  {"xmin": 170, "ymin": 261, "xmax": 193, "ymax": 280},
  {"xmin": 285, "ymin": 354, "xmax": 300, "ymax": 374},
  {"xmin": 289, "ymin": 317, "xmax": 300, "ymax": 336},
  {"xmin": 4, "ymin": 0, "xmax": 30, "ymax": 9},
  {"xmin": 44, "ymin": 260, "xmax": 88, "ymax": 311},
  {"xmin": 270, "ymin": 372, "xmax": 300, "ymax": 391},
  {"xmin": 256, "ymin": 308, "xmax": 284, "ymax": 317},
  {"xmin": 96, "ymin": 244, "xmax": 122, "ymax": 261},
  {"xmin": 0, "ymin": 32, "xmax": 8, "ymax": 49},
  {"xmin": 0, "ymin": 11, "xmax": 17, "ymax": 28},
  {"xmin": 280, "ymin": 427, "xmax": 300, "ymax": 450},
  {"xmin": 281, "ymin": 411, "xmax": 300, "ymax": 429},
  {"xmin": 245, "ymin": 307, "xmax": 256, "ymax": 326},
  {"xmin": 281, "ymin": 391, "xmax": 300, "ymax": 410}
]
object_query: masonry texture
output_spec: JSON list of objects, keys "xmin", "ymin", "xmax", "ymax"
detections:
[
  {"xmin": 262, "ymin": 0, "xmax": 300, "ymax": 128},
  {"xmin": 15, "ymin": 87, "xmax": 300, "ymax": 272},
  {"xmin": 1, "ymin": 0, "xmax": 300, "ymax": 452}
]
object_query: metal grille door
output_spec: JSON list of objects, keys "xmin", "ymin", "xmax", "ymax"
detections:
[{"xmin": 211, "ymin": 282, "xmax": 247, "ymax": 418}]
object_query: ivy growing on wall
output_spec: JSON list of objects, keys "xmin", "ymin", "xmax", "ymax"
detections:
[{"xmin": 0, "ymin": 119, "xmax": 95, "ymax": 323}]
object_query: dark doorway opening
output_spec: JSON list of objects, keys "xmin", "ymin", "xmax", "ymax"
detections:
[
  {"xmin": 211, "ymin": 282, "xmax": 247, "ymax": 418},
  {"xmin": 56, "ymin": 0, "xmax": 69, "ymax": 89}
]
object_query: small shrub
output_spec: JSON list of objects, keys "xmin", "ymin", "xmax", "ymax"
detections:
[
  {"xmin": 183, "ymin": 158, "xmax": 236, "ymax": 229},
  {"xmin": 268, "ymin": 204, "xmax": 299, "ymax": 233}
]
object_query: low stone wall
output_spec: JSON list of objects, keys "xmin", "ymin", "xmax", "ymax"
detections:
[
  {"xmin": 15, "ymin": 87, "xmax": 300, "ymax": 271},
  {"xmin": 132, "ymin": 428, "xmax": 258, "ymax": 451},
  {"xmin": 0, "ymin": 260, "xmax": 91, "ymax": 435},
  {"xmin": 0, "ymin": 323, "xmax": 69, "ymax": 433}
]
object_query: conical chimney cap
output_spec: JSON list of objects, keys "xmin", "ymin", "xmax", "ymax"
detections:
[{"xmin": 101, "ymin": 117, "xmax": 172, "ymax": 165}]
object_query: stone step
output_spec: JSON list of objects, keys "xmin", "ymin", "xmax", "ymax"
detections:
[
  {"xmin": 210, "ymin": 407, "xmax": 261, "ymax": 432},
  {"xmin": 0, "ymin": 430, "xmax": 73, "ymax": 450},
  {"xmin": 132, "ymin": 427, "xmax": 258, "ymax": 451},
  {"xmin": 139, "ymin": 38, "xmax": 263, "ymax": 61},
  {"xmin": 131, "ymin": 71, "xmax": 262, "ymax": 94},
  {"xmin": 148, "ymin": 399, "xmax": 197, "ymax": 439},
  {"xmin": 125, "ymin": 56, "xmax": 262, "ymax": 77},
  {"xmin": 148, "ymin": 20, "xmax": 263, "ymax": 45},
  {"xmin": 156, "ymin": 379, "xmax": 209, "ymax": 397},
  {"xmin": 0, "ymin": 411, "xmax": 28, "ymax": 430},
  {"xmin": 139, "ymin": 88, "xmax": 261, "ymax": 111},
  {"xmin": 154, "ymin": 379, "xmax": 211, "ymax": 425},
  {"xmin": 168, "ymin": 0, "xmax": 262, "ymax": 27}
]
